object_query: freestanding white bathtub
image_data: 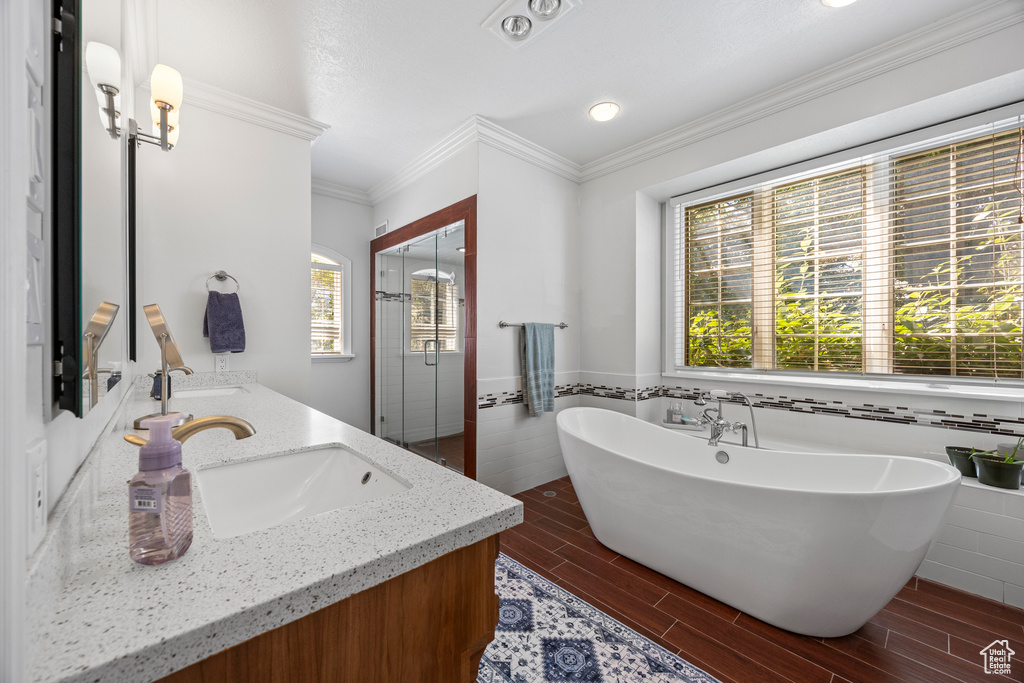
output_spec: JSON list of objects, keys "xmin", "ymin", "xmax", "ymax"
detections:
[{"xmin": 555, "ymin": 407, "xmax": 961, "ymax": 637}]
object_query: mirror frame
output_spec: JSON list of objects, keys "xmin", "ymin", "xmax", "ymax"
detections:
[{"xmin": 52, "ymin": 0, "xmax": 83, "ymax": 415}]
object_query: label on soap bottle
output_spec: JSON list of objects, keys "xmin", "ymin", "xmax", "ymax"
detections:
[{"xmin": 130, "ymin": 485, "xmax": 162, "ymax": 514}]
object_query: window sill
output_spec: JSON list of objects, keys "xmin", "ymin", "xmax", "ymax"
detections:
[
  {"xmin": 662, "ymin": 368, "xmax": 1024, "ymax": 402},
  {"xmin": 312, "ymin": 354, "xmax": 355, "ymax": 363}
]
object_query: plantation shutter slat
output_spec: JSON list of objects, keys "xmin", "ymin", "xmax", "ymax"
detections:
[{"xmin": 674, "ymin": 124, "xmax": 1024, "ymax": 378}]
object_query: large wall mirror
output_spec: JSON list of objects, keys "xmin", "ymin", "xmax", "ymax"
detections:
[{"xmin": 52, "ymin": 0, "xmax": 131, "ymax": 417}]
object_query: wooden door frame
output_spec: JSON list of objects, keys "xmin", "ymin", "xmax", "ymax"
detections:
[{"xmin": 370, "ymin": 196, "xmax": 477, "ymax": 480}]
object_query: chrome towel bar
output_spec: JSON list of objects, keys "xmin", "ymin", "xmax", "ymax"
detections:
[{"xmin": 498, "ymin": 321, "xmax": 568, "ymax": 329}]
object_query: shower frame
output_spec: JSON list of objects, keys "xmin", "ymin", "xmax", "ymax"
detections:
[{"xmin": 369, "ymin": 195, "xmax": 477, "ymax": 479}]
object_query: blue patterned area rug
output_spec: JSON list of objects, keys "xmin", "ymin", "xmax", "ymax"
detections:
[{"xmin": 478, "ymin": 553, "xmax": 721, "ymax": 683}]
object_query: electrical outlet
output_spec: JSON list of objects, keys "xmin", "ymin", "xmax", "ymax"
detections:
[
  {"xmin": 27, "ymin": 439, "xmax": 47, "ymax": 553},
  {"xmin": 215, "ymin": 353, "xmax": 229, "ymax": 373}
]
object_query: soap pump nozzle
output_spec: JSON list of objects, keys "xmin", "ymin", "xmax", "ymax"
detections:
[{"xmin": 135, "ymin": 413, "xmax": 183, "ymax": 471}]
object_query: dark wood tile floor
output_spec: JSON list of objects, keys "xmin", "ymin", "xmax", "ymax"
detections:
[{"xmin": 502, "ymin": 476, "xmax": 1024, "ymax": 683}]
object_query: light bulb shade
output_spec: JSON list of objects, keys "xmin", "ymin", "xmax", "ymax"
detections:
[
  {"xmin": 85, "ymin": 42, "xmax": 121, "ymax": 91},
  {"xmin": 589, "ymin": 102, "xmax": 620, "ymax": 122},
  {"xmin": 150, "ymin": 64, "xmax": 183, "ymax": 112}
]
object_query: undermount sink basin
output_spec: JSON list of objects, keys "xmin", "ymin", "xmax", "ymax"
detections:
[
  {"xmin": 195, "ymin": 447, "xmax": 410, "ymax": 538},
  {"xmin": 174, "ymin": 385, "xmax": 249, "ymax": 398}
]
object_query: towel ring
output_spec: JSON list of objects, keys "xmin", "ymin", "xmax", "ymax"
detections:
[{"xmin": 206, "ymin": 270, "xmax": 240, "ymax": 293}]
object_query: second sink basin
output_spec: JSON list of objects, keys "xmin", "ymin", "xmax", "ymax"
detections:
[{"xmin": 195, "ymin": 446, "xmax": 410, "ymax": 538}]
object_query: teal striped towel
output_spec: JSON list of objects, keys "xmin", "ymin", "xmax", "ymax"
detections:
[{"xmin": 521, "ymin": 323, "xmax": 555, "ymax": 416}]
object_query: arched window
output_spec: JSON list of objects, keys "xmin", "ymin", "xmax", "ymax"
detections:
[{"xmin": 311, "ymin": 245, "xmax": 353, "ymax": 360}]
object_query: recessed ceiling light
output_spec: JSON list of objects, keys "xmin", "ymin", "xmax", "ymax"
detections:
[
  {"xmin": 457, "ymin": 247, "xmax": 466, "ymax": 253},
  {"xmin": 821, "ymin": 0, "xmax": 858, "ymax": 6},
  {"xmin": 589, "ymin": 102, "xmax": 620, "ymax": 122},
  {"xmin": 529, "ymin": 0, "xmax": 561, "ymax": 20},
  {"xmin": 501, "ymin": 15, "xmax": 532, "ymax": 40}
]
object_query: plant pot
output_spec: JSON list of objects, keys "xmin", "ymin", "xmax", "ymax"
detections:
[
  {"xmin": 975, "ymin": 457, "xmax": 1024, "ymax": 490},
  {"xmin": 944, "ymin": 446, "xmax": 977, "ymax": 478}
]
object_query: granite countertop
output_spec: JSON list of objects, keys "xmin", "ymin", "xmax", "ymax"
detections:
[{"xmin": 28, "ymin": 375, "xmax": 522, "ymax": 683}]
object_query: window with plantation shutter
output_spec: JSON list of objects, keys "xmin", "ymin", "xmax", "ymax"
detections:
[
  {"xmin": 892, "ymin": 130, "xmax": 1024, "ymax": 377},
  {"xmin": 671, "ymin": 122, "xmax": 1024, "ymax": 380},
  {"xmin": 311, "ymin": 252, "xmax": 344, "ymax": 356},
  {"xmin": 772, "ymin": 169, "xmax": 866, "ymax": 372},
  {"xmin": 683, "ymin": 195, "xmax": 753, "ymax": 368}
]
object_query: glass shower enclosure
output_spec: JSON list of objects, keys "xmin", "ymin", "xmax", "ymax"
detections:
[{"xmin": 374, "ymin": 221, "xmax": 465, "ymax": 472}]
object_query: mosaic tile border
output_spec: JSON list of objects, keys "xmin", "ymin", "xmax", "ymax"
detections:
[
  {"xmin": 660, "ymin": 386, "xmax": 1024, "ymax": 439},
  {"xmin": 478, "ymin": 383, "xmax": 1024, "ymax": 438}
]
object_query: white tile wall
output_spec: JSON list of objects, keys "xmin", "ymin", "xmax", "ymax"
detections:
[
  {"xmin": 918, "ymin": 479, "xmax": 1024, "ymax": 605},
  {"xmin": 477, "ymin": 395, "xmax": 577, "ymax": 495},
  {"xmin": 1005, "ymin": 583, "xmax": 1024, "ymax": 609}
]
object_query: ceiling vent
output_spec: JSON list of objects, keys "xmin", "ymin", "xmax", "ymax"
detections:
[{"xmin": 483, "ymin": 0, "xmax": 582, "ymax": 49}]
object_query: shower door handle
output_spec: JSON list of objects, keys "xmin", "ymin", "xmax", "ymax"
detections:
[{"xmin": 423, "ymin": 339, "xmax": 438, "ymax": 366}]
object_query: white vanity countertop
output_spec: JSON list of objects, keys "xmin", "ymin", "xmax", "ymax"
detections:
[{"xmin": 28, "ymin": 379, "xmax": 523, "ymax": 683}]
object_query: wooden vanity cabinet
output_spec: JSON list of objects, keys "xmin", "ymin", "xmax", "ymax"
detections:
[{"xmin": 160, "ymin": 536, "xmax": 499, "ymax": 683}]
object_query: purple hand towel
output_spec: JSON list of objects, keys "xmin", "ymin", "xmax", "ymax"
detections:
[{"xmin": 202, "ymin": 291, "xmax": 246, "ymax": 353}]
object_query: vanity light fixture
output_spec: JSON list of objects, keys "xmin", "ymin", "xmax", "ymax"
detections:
[
  {"xmin": 821, "ymin": 0, "xmax": 858, "ymax": 6},
  {"xmin": 589, "ymin": 102, "xmax": 620, "ymax": 122},
  {"xmin": 85, "ymin": 42, "xmax": 184, "ymax": 151},
  {"xmin": 85, "ymin": 42, "xmax": 121, "ymax": 138}
]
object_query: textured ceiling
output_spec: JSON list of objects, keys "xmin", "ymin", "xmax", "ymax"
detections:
[{"xmin": 155, "ymin": 0, "xmax": 990, "ymax": 192}]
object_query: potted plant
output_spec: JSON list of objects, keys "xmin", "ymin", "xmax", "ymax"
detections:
[
  {"xmin": 945, "ymin": 446, "xmax": 978, "ymax": 477},
  {"xmin": 974, "ymin": 438, "xmax": 1024, "ymax": 490}
]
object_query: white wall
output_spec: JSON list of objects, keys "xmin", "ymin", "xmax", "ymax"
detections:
[
  {"xmin": 309, "ymin": 192, "xmax": 372, "ymax": 430},
  {"xmin": 476, "ymin": 144, "xmax": 581, "ymax": 494},
  {"xmin": 136, "ymin": 101, "xmax": 312, "ymax": 404}
]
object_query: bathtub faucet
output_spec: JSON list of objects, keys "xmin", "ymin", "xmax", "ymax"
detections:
[{"xmin": 694, "ymin": 390, "xmax": 760, "ymax": 448}]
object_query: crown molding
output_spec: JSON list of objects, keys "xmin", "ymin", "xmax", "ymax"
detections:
[
  {"xmin": 369, "ymin": 115, "xmax": 583, "ymax": 204},
  {"xmin": 140, "ymin": 79, "xmax": 330, "ymax": 142},
  {"xmin": 578, "ymin": 0, "xmax": 1024, "ymax": 183},
  {"xmin": 311, "ymin": 179, "xmax": 372, "ymax": 205},
  {"xmin": 368, "ymin": 117, "xmax": 480, "ymax": 204},
  {"xmin": 474, "ymin": 116, "xmax": 582, "ymax": 183}
]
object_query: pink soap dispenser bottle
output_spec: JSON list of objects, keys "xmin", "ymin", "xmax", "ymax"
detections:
[{"xmin": 128, "ymin": 414, "xmax": 193, "ymax": 565}]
